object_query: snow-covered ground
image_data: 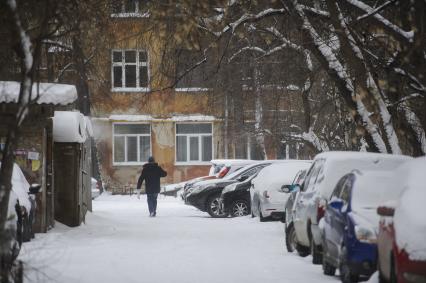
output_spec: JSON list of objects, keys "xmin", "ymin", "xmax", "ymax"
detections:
[{"xmin": 20, "ymin": 194, "xmax": 340, "ymax": 283}]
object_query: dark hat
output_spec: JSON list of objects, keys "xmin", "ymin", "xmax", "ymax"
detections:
[{"xmin": 148, "ymin": 156, "xmax": 155, "ymax": 162}]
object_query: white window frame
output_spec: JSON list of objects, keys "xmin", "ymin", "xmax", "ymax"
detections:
[
  {"xmin": 112, "ymin": 122, "xmax": 152, "ymax": 166},
  {"xmin": 110, "ymin": 0, "xmax": 150, "ymax": 18},
  {"xmin": 175, "ymin": 123, "xmax": 213, "ymax": 165},
  {"xmin": 111, "ymin": 49, "xmax": 150, "ymax": 92}
]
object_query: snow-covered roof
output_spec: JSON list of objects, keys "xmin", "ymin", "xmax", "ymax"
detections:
[
  {"xmin": 0, "ymin": 81, "xmax": 77, "ymax": 105},
  {"xmin": 53, "ymin": 111, "xmax": 93, "ymax": 143}
]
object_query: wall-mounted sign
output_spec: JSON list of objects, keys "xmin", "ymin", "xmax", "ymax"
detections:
[{"xmin": 27, "ymin": 151, "xmax": 40, "ymax": 160}]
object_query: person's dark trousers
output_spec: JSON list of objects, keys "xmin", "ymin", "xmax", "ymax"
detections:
[{"xmin": 147, "ymin": 193, "xmax": 158, "ymax": 216}]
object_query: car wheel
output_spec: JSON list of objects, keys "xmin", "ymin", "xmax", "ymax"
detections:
[
  {"xmin": 285, "ymin": 223, "xmax": 297, "ymax": 253},
  {"xmin": 206, "ymin": 194, "xmax": 228, "ymax": 218},
  {"xmin": 310, "ymin": 236, "xmax": 322, "ymax": 265},
  {"xmin": 323, "ymin": 259, "xmax": 336, "ymax": 276},
  {"xmin": 231, "ymin": 200, "xmax": 249, "ymax": 217},
  {"xmin": 340, "ymin": 246, "xmax": 359, "ymax": 283},
  {"xmin": 259, "ymin": 204, "xmax": 267, "ymax": 222},
  {"xmin": 390, "ymin": 255, "xmax": 397, "ymax": 283},
  {"xmin": 22, "ymin": 214, "xmax": 31, "ymax": 242},
  {"xmin": 296, "ymin": 243, "xmax": 310, "ymax": 257}
]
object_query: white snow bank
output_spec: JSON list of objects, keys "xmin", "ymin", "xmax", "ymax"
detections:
[
  {"xmin": 0, "ymin": 81, "xmax": 77, "ymax": 105},
  {"xmin": 53, "ymin": 111, "xmax": 91, "ymax": 143},
  {"xmin": 394, "ymin": 157, "xmax": 426, "ymax": 260}
]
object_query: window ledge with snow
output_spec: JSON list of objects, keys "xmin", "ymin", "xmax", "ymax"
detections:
[
  {"xmin": 175, "ymin": 88, "xmax": 210, "ymax": 92},
  {"xmin": 175, "ymin": 162, "xmax": 211, "ymax": 166},
  {"xmin": 110, "ymin": 12, "xmax": 150, "ymax": 18},
  {"xmin": 111, "ymin": 87, "xmax": 151, "ymax": 93},
  {"xmin": 113, "ymin": 162, "xmax": 146, "ymax": 166}
]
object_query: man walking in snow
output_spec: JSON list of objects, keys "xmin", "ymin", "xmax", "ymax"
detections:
[{"xmin": 136, "ymin": 156, "xmax": 167, "ymax": 217}]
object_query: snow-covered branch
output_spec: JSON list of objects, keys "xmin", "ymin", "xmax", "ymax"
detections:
[{"xmin": 345, "ymin": 0, "xmax": 414, "ymax": 42}]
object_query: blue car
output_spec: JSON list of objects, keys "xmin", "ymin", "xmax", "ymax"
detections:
[{"xmin": 321, "ymin": 170, "xmax": 397, "ymax": 283}]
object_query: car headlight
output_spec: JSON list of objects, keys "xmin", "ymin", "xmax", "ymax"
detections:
[
  {"xmin": 223, "ymin": 185, "xmax": 236, "ymax": 194},
  {"xmin": 188, "ymin": 186, "xmax": 207, "ymax": 195},
  {"xmin": 354, "ymin": 225, "xmax": 377, "ymax": 244}
]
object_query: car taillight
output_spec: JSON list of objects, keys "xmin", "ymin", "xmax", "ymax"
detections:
[
  {"xmin": 263, "ymin": 191, "xmax": 269, "ymax": 198},
  {"xmin": 317, "ymin": 199, "xmax": 326, "ymax": 222},
  {"xmin": 218, "ymin": 166, "xmax": 230, "ymax": 178}
]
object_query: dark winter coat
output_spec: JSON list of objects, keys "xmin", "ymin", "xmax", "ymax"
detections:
[{"xmin": 136, "ymin": 162, "xmax": 167, "ymax": 194}]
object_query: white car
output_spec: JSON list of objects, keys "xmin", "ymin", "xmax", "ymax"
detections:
[
  {"xmin": 250, "ymin": 161, "xmax": 312, "ymax": 221},
  {"xmin": 91, "ymin": 177, "xmax": 101, "ymax": 199}
]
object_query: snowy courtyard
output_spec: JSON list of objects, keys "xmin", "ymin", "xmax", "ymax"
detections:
[{"xmin": 19, "ymin": 194, "xmax": 341, "ymax": 283}]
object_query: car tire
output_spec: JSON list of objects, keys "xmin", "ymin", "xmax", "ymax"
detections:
[
  {"xmin": 390, "ymin": 255, "xmax": 397, "ymax": 283},
  {"xmin": 340, "ymin": 246, "xmax": 359, "ymax": 283},
  {"xmin": 206, "ymin": 194, "xmax": 228, "ymax": 218},
  {"xmin": 323, "ymin": 259, "xmax": 336, "ymax": 276},
  {"xmin": 310, "ymin": 236, "xmax": 322, "ymax": 265},
  {"xmin": 231, "ymin": 200, "xmax": 250, "ymax": 217},
  {"xmin": 285, "ymin": 223, "xmax": 297, "ymax": 253},
  {"xmin": 296, "ymin": 243, "xmax": 310, "ymax": 257},
  {"xmin": 259, "ymin": 204, "xmax": 267, "ymax": 222}
]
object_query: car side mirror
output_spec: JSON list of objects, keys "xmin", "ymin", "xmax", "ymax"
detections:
[
  {"xmin": 377, "ymin": 206, "xmax": 395, "ymax": 217},
  {"xmin": 329, "ymin": 199, "xmax": 344, "ymax": 211},
  {"xmin": 281, "ymin": 184, "xmax": 298, "ymax": 193},
  {"xmin": 29, "ymin": 183, "xmax": 42, "ymax": 194},
  {"xmin": 238, "ymin": 175, "xmax": 248, "ymax": 182}
]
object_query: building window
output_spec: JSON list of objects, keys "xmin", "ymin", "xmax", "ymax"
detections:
[
  {"xmin": 234, "ymin": 136, "xmax": 263, "ymax": 160},
  {"xmin": 175, "ymin": 123, "xmax": 213, "ymax": 164},
  {"xmin": 175, "ymin": 49, "xmax": 212, "ymax": 92},
  {"xmin": 111, "ymin": 49, "xmax": 149, "ymax": 91},
  {"xmin": 113, "ymin": 123, "xmax": 151, "ymax": 165},
  {"xmin": 111, "ymin": 0, "xmax": 149, "ymax": 17}
]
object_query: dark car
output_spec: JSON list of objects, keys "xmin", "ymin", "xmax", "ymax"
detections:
[
  {"xmin": 220, "ymin": 174, "xmax": 258, "ymax": 217},
  {"xmin": 3, "ymin": 163, "xmax": 41, "ymax": 259},
  {"xmin": 283, "ymin": 169, "xmax": 307, "ymax": 254},
  {"xmin": 185, "ymin": 162, "xmax": 272, "ymax": 217},
  {"xmin": 322, "ymin": 171, "xmax": 397, "ymax": 282}
]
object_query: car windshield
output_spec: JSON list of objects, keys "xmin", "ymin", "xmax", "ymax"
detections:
[
  {"xmin": 351, "ymin": 172, "xmax": 400, "ymax": 211},
  {"xmin": 223, "ymin": 163, "xmax": 265, "ymax": 180}
]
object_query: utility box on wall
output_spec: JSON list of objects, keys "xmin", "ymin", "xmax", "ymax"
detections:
[{"xmin": 53, "ymin": 111, "xmax": 93, "ymax": 227}]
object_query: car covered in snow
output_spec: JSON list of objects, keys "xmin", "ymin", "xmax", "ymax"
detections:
[
  {"xmin": 283, "ymin": 169, "xmax": 308, "ymax": 253},
  {"xmin": 292, "ymin": 152, "xmax": 411, "ymax": 265},
  {"xmin": 185, "ymin": 161, "xmax": 273, "ymax": 217},
  {"xmin": 3, "ymin": 162, "xmax": 41, "ymax": 259},
  {"xmin": 250, "ymin": 161, "xmax": 312, "ymax": 222},
  {"xmin": 321, "ymin": 170, "xmax": 399, "ymax": 282},
  {"xmin": 376, "ymin": 157, "xmax": 426, "ymax": 283}
]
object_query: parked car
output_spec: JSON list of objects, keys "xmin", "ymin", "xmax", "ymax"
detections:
[
  {"xmin": 3, "ymin": 163, "xmax": 41, "ymax": 259},
  {"xmin": 220, "ymin": 173, "xmax": 257, "ymax": 217},
  {"xmin": 181, "ymin": 159, "xmax": 257, "ymax": 200},
  {"xmin": 292, "ymin": 152, "xmax": 411, "ymax": 264},
  {"xmin": 377, "ymin": 157, "xmax": 426, "ymax": 283},
  {"xmin": 321, "ymin": 170, "xmax": 399, "ymax": 282},
  {"xmin": 185, "ymin": 161, "xmax": 273, "ymax": 217},
  {"xmin": 284, "ymin": 169, "xmax": 308, "ymax": 253},
  {"xmin": 250, "ymin": 161, "xmax": 312, "ymax": 222},
  {"xmin": 91, "ymin": 177, "xmax": 101, "ymax": 199}
]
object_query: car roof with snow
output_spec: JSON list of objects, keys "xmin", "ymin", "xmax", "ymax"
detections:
[
  {"xmin": 311, "ymin": 151, "xmax": 411, "ymax": 198},
  {"xmin": 252, "ymin": 161, "xmax": 312, "ymax": 191}
]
